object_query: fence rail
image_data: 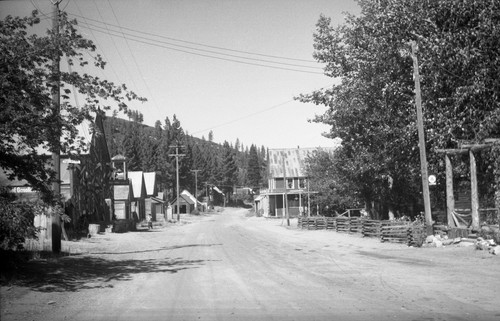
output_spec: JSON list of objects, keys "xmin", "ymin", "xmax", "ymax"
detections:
[{"xmin": 298, "ymin": 216, "xmax": 431, "ymax": 247}]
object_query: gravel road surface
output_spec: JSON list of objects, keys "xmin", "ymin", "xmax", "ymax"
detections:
[{"xmin": 1, "ymin": 208, "xmax": 499, "ymax": 320}]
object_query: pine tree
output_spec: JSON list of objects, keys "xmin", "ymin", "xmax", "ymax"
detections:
[
  {"xmin": 122, "ymin": 123, "xmax": 141, "ymax": 170},
  {"xmin": 247, "ymin": 144, "xmax": 261, "ymax": 189},
  {"xmin": 222, "ymin": 141, "xmax": 238, "ymax": 199},
  {"xmin": 179, "ymin": 142, "xmax": 193, "ymax": 192}
]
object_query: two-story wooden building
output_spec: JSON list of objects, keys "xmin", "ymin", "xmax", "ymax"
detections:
[{"xmin": 255, "ymin": 147, "xmax": 337, "ymax": 218}]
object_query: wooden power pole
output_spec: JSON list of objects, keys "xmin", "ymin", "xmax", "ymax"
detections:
[
  {"xmin": 169, "ymin": 146, "xmax": 184, "ymax": 221},
  {"xmin": 282, "ymin": 153, "xmax": 289, "ymax": 226},
  {"xmin": 191, "ymin": 169, "xmax": 200, "ymax": 199},
  {"xmin": 410, "ymin": 41, "xmax": 432, "ymax": 232},
  {"xmin": 51, "ymin": 0, "xmax": 62, "ymax": 253}
]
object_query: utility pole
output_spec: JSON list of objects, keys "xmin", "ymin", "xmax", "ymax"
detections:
[
  {"xmin": 169, "ymin": 145, "xmax": 185, "ymax": 221},
  {"xmin": 410, "ymin": 41, "xmax": 432, "ymax": 232},
  {"xmin": 51, "ymin": 0, "xmax": 62, "ymax": 254},
  {"xmin": 307, "ymin": 178, "xmax": 310, "ymax": 218},
  {"xmin": 205, "ymin": 182, "xmax": 210, "ymax": 209},
  {"xmin": 282, "ymin": 153, "xmax": 289, "ymax": 226},
  {"xmin": 191, "ymin": 169, "xmax": 201, "ymax": 199}
]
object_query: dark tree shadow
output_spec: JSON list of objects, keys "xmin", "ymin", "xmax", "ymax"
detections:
[
  {"xmin": 2, "ymin": 244, "xmax": 222, "ymax": 293},
  {"xmin": 93, "ymin": 243, "xmax": 222, "ymax": 255}
]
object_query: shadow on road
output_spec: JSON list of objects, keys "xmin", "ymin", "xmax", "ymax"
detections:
[
  {"xmin": 6, "ymin": 254, "xmax": 212, "ymax": 293},
  {"xmin": 93, "ymin": 243, "xmax": 223, "ymax": 255}
]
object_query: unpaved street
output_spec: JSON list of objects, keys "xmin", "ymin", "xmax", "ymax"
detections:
[{"xmin": 2, "ymin": 208, "xmax": 500, "ymax": 320}]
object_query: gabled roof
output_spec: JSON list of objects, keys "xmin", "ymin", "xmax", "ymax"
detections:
[
  {"xmin": 181, "ymin": 190, "xmax": 197, "ymax": 204},
  {"xmin": 128, "ymin": 171, "xmax": 145, "ymax": 199},
  {"xmin": 143, "ymin": 172, "xmax": 156, "ymax": 196},
  {"xmin": 268, "ymin": 147, "xmax": 338, "ymax": 178},
  {"xmin": 170, "ymin": 190, "xmax": 200, "ymax": 206}
]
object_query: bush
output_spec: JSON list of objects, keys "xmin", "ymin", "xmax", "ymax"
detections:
[
  {"xmin": 478, "ymin": 225, "xmax": 500, "ymax": 244},
  {"xmin": 0, "ymin": 190, "xmax": 44, "ymax": 250}
]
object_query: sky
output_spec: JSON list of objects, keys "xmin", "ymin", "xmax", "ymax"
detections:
[{"xmin": 1, "ymin": 0, "xmax": 360, "ymax": 149}]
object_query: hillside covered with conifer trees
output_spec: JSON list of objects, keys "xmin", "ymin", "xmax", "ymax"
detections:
[{"xmin": 102, "ymin": 111, "xmax": 268, "ymax": 204}]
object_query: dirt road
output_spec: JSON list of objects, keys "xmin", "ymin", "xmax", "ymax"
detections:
[{"xmin": 2, "ymin": 208, "xmax": 500, "ymax": 320}]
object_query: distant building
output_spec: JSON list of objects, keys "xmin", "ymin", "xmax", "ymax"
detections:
[
  {"xmin": 235, "ymin": 187, "xmax": 254, "ymax": 196},
  {"xmin": 143, "ymin": 172, "xmax": 165, "ymax": 222},
  {"xmin": 128, "ymin": 171, "xmax": 146, "ymax": 222},
  {"xmin": 171, "ymin": 190, "xmax": 204, "ymax": 214},
  {"xmin": 255, "ymin": 147, "xmax": 337, "ymax": 218}
]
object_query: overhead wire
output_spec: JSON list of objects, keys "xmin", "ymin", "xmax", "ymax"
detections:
[
  {"xmin": 28, "ymin": 1, "xmax": 331, "ymax": 148},
  {"xmin": 60, "ymin": 0, "xmax": 70, "ymax": 12},
  {"xmin": 191, "ymin": 84, "xmax": 333, "ymax": 136},
  {"xmin": 68, "ymin": 12, "xmax": 317, "ymax": 64},
  {"xmin": 74, "ymin": 19, "xmax": 322, "ymax": 71},
  {"xmin": 91, "ymin": 0, "xmax": 142, "ymax": 94},
  {"xmin": 106, "ymin": 0, "xmax": 162, "ymax": 116},
  {"xmin": 72, "ymin": 0, "xmax": 121, "ymax": 82},
  {"xmin": 67, "ymin": 12, "xmax": 323, "ymax": 72},
  {"xmin": 191, "ymin": 100, "xmax": 294, "ymax": 135},
  {"xmin": 74, "ymin": 23, "xmax": 323, "ymax": 75},
  {"xmin": 30, "ymin": 0, "xmax": 51, "ymax": 19}
]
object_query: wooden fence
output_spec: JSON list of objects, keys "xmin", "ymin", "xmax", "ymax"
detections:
[{"xmin": 297, "ymin": 216, "xmax": 428, "ymax": 247}]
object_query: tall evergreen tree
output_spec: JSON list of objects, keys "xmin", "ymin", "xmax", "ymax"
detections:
[
  {"xmin": 139, "ymin": 128, "xmax": 156, "ymax": 172},
  {"xmin": 122, "ymin": 123, "xmax": 141, "ymax": 171},
  {"xmin": 247, "ymin": 144, "xmax": 261, "ymax": 189},
  {"xmin": 179, "ymin": 142, "xmax": 194, "ymax": 193},
  {"xmin": 222, "ymin": 141, "xmax": 238, "ymax": 199},
  {"xmin": 236, "ymin": 145, "xmax": 248, "ymax": 187}
]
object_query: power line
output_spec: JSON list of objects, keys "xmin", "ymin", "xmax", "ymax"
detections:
[
  {"xmin": 72, "ymin": 0, "xmax": 121, "ymax": 83},
  {"xmin": 68, "ymin": 12, "xmax": 317, "ymax": 64},
  {"xmin": 30, "ymin": 0, "xmax": 51, "ymax": 19},
  {"xmin": 74, "ymin": 19, "xmax": 322, "ymax": 71},
  {"xmin": 106, "ymin": 0, "xmax": 162, "ymax": 116},
  {"xmin": 191, "ymin": 83, "xmax": 333, "ymax": 136},
  {"xmin": 75, "ymin": 24, "xmax": 323, "ymax": 75},
  {"xmin": 91, "ymin": 0, "xmax": 141, "ymax": 94},
  {"xmin": 192, "ymin": 100, "xmax": 294, "ymax": 135}
]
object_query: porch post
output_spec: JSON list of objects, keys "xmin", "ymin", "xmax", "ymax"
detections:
[
  {"xmin": 299, "ymin": 192, "xmax": 302, "ymax": 215},
  {"xmin": 445, "ymin": 154, "xmax": 456, "ymax": 227},
  {"xmin": 282, "ymin": 193, "xmax": 285, "ymax": 218},
  {"xmin": 469, "ymin": 149, "xmax": 479, "ymax": 230}
]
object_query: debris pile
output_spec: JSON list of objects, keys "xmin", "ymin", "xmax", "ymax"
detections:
[
  {"xmin": 421, "ymin": 234, "xmax": 463, "ymax": 248},
  {"xmin": 475, "ymin": 237, "xmax": 500, "ymax": 255}
]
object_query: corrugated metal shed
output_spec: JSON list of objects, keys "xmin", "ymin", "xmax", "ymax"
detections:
[{"xmin": 268, "ymin": 147, "xmax": 337, "ymax": 178}]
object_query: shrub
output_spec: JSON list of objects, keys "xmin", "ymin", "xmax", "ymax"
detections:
[
  {"xmin": 478, "ymin": 225, "xmax": 500, "ymax": 244},
  {"xmin": 0, "ymin": 190, "xmax": 44, "ymax": 250}
]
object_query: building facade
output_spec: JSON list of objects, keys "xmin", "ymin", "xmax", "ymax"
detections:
[{"xmin": 256, "ymin": 147, "xmax": 337, "ymax": 218}]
